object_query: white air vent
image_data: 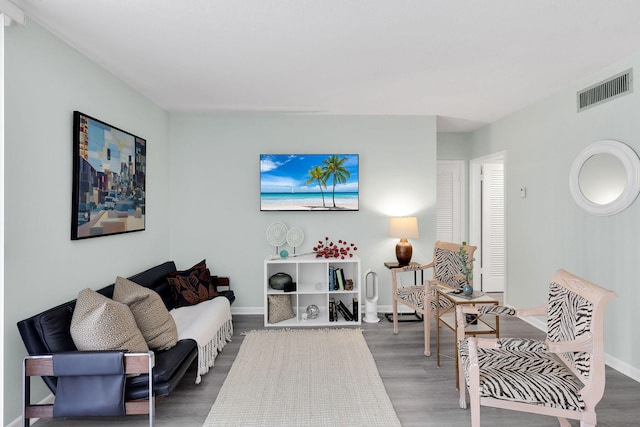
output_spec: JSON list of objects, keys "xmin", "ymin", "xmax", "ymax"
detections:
[{"xmin": 577, "ymin": 69, "xmax": 633, "ymax": 112}]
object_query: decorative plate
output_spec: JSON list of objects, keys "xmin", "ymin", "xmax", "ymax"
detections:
[
  {"xmin": 266, "ymin": 222, "xmax": 288, "ymax": 247},
  {"xmin": 286, "ymin": 227, "xmax": 304, "ymax": 248}
]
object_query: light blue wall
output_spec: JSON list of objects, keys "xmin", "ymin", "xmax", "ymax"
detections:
[
  {"xmin": 168, "ymin": 114, "xmax": 438, "ymax": 310},
  {"xmin": 4, "ymin": 20, "xmax": 171, "ymax": 423},
  {"xmin": 469, "ymin": 55, "xmax": 640, "ymax": 378},
  {"xmin": 437, "ymin": 132, "xmax": 473, "ymax": 160}
]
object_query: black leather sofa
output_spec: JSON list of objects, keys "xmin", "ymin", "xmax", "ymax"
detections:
[{"xmin": 17, "ymin": 261, "xmax": 235, "ymax": 401}]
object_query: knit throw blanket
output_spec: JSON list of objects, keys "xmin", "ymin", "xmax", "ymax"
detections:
[{"xmin": 170, "ymin": 296, "xmax": 233, "ymax": 384}]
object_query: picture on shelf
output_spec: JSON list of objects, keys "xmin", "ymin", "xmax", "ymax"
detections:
[{"xmin": 260, "ymin": 154, "xmax": 359, "ymax": 211}]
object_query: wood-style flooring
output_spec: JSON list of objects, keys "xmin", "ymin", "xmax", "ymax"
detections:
[{"xmin": 32, "ymin": 311, "xmax": 640, "ymax": 426}]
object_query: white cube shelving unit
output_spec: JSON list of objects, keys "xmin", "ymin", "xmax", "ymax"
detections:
[{"xmin": 264, "ymin": 254, "xmax": 361, "ymax": 327}]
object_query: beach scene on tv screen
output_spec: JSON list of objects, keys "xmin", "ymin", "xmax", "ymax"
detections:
[{"xmin": 260, "ymin": 154, "xmax": 359, "ymax": 211}]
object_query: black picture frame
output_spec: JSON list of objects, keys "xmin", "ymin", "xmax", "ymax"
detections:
[{"xmin": 71, "ymin": 111, "xmax": 146, "ymax": 240}]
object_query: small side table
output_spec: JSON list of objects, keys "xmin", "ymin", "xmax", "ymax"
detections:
[
  {"xmin": 384, "ymin": 261, "xmax": 424, "ymax": 322},
  {"xmin": 436, "ymin": 288, "xmax": 500, "ymax": 385}
]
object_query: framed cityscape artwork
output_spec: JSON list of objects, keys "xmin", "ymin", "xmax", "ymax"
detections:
[{"xmin": 71, "ymin": 111, "xmax": 146, "ymax": 240}]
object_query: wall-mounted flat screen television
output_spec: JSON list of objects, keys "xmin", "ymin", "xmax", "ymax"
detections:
[{"xmin": 260, "ymin": 154, "xmax": 359, "ymax": 211}]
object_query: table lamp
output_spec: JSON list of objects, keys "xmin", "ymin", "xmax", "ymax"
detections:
[{"xmin": 389, "ymin": 216, "xmax": 419, "ymax": 265}]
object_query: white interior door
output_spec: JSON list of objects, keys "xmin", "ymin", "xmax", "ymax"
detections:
[
  {"xmin": 481, "ymin": 161, "xmax": 505, "ymax": 292},
  {"xmin": 470, "ymin": 153, "xmax": 505, "ymax": 292},
  {"xmin": 436, "ymin": 161, "xmax": 465, "ymax": 243}
]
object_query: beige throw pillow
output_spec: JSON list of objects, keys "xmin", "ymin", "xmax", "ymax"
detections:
[
  {"xmin": 113, "ymin": 276, "xmax": 178, "ymax": 350},
  {"xmin": 70, "ymin": 288, "xmax": 148, "ymax": 353},
  {"xmin": 268, "ymin": 294, "xmax": 296, "ymax": 323}
]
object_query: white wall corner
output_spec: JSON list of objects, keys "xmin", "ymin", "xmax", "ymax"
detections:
[{"xmin": 1, "ymin": 0, "xmax": 26, "ymax": 26}]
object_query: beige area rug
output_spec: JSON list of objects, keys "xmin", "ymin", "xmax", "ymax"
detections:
[{"xmin": 203, "ymin": 328, "xmax": 401, "ymax": 427}]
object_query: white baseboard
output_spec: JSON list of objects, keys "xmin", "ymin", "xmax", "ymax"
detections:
[
  {"xmin": 231, "ymin": 306, "xmax": 263, "ymax": 315},
  {"xmin": 606, "ymin": 354, "xmax": 640, "ymax": 382}
]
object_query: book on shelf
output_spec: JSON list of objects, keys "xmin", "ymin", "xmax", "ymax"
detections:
[
  {"xmin": 328, "ymin": 266, "xmax": 335, "ymax": 291},
  {"xmin": 329, "ymin": 298, "xmax": 335, "ymax": 322},
  {"xmin": 336, "ymin": 300, "xmax": 354, "ymax": 321},
  {"xmin": 335, "ymin": 268, "xmax": 344, "ymax": 290},
  {"xmin": 352, "ymin": 297, "xmax": 359, "ymax": 321},
  {"xmin": 335, "ymin": 302, "xmax": 350, "ymax": 321}
]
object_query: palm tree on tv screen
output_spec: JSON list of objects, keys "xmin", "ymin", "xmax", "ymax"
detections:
[
  {"xmin": 305, "ymin": 165, "xmax": 327, "ymax": 207},
  {"xmin": 322, "ymin": 155, "xmax": 350, "ymax": 208}
]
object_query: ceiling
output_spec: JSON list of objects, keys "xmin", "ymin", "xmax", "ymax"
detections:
[{"xmin": 9, "ymin": 0, "xmax": 640, "ymax": 132}]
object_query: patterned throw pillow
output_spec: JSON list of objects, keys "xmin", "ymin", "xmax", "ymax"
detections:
[
  {"xmin": 167, "ymin": 260, "xmax": 219, "ymax": 308},
  {"xmin": 268, "ymin": 294, "xmax": 296, "ymax": 323},
  {"xmin": 70, "ymin": 288, "xmax": 148, "ymax": 353},
  {"xmin": 113, "ymin": 276, "xmax": 178, "ymax": 351}
]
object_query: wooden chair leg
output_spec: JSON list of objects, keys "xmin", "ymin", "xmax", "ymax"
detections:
[
  {"xmin": 577, "ymin": 411, "xmax": 597, "ymax": 427},
  {"xmin": 458, "ymin": 358, "xmax": 466, "ymax": 407},
  {"xmin": 423, "ymin": 309, "xmax": 430, "ymax": 356},
  {"xmin": 392, "ymin": 298, "xmax": 399, "ymax": 334},
  {"xmin": 466, "ymin": 338, "xmax": 481, "ymax": 427}
]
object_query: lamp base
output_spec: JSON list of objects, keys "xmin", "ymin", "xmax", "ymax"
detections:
[{"xmin": 395, "ymin": 238, "xmax": 413, "ymax": 265}]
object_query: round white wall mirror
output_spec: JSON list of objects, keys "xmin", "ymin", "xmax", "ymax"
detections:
[{"xmin": 569, "ymin": 140, "xmax": 640, "ymax": 216}]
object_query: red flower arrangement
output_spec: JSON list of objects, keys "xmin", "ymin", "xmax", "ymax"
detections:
[{"xmin": 313, "ymin": 237, "xmax": 358, "ymax": 259}]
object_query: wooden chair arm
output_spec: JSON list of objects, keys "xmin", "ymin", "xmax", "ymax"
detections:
[
  {"xmin": 391, "ymin": 261, "xmax": 434, "ymax": 274},
  {"xmin": 428, "ymin": 281, "xmax": 453, "ymax": 290},
  {"xmin": 460, "ymin": 303, "xmax": 547, "ymax": 317},
  {"xmin": 515, "ymin": 304, "xmax": 547, "ymax": 317},
  {"xmin": 546, "ymin": 333, "xmax": 593, "ymax": 354},
  {"xmin": 391, "ymin": 262, "xmax": 433, "ymax": 292}
]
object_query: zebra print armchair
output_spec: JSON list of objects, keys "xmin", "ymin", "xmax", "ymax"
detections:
[
  {"xmin": 391, "ymin": 241, "xmax": 477, "ymax": 357},
  {"xmin": 456, "ymin": 269, "xmax": 617, "ymax": 427}
]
